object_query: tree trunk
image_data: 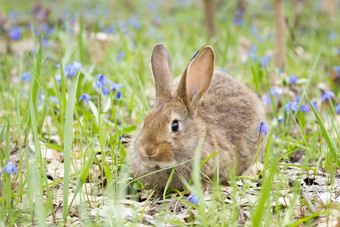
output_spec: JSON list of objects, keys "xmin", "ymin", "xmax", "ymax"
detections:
[
  {"xmin": 323, "ymin": 0, "xmax": 337, "ymax": 16},
  {"xmin": 273, "ymin": 0, "xmax": 286, "ymax": 69},
  {"xmin": 203, "ymin": 0, "xmax": 217, "ymax": 37}
]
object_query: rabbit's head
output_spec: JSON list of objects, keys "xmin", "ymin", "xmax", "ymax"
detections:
[{"xmin": 136, "ymin": 44, "xmax": 215, "ymax": 169}]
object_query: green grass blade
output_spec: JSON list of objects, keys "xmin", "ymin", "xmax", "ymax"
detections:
[
  {"xmin": 62, "ymin": 75, "xmax": 80, "ymax": 221},
  {"xmin": 307, "ymin": 96, "xmax": 340, "ymax": 168},
  {"xmin": 29, "ymin": 92, "xmax": 46, "ymax": 226}
]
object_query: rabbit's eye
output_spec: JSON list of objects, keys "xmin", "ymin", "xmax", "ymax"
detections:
[{"xmin": 171, "ymin": 120, "xmax": 179, "ymax": 133}]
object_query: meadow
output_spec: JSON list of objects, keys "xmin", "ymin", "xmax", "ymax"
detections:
[{"xmin": 0, "ymin": 0, "xmax": 340, "ymax": 226}]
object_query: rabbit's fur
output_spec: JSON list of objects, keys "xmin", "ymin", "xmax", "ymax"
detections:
[{"xmin": 128, "ymin": 44, "xmax": 266, "ymax": 192}]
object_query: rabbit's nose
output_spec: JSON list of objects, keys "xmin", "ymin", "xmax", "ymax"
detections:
[{"xmin": 147, "ymin": 150, "xmax": 156, "ymax": 160}]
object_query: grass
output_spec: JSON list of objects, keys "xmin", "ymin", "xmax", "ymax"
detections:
[{"xmin": 0, "ymin": 0, "xmax": 340, "ymax": 226}]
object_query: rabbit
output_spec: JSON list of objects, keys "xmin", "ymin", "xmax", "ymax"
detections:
[{"xmin": 127, "ymin": 44, "xmax": 266, "ymax": 192}]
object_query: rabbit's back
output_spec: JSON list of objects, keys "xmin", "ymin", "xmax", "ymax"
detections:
[{"xmin": 196, "ymin": 72, "xmax": 265, "ymax": 174}]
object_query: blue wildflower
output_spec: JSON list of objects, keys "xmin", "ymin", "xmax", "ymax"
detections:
[
  {"xmin": 148, "ymin": 2, "xmax": 158, "ymax": 11},
  {"xmin": 94, "ymin": 74, "xmax": 113, "ymax": 96},
  {"xmin": 300, "ymin": 104, "xmax": 310, "ymax": 113},
  {"xmin": 116, "ymin": 90, "xmax": 122, "ymax": 99},
  {"xmin": 303, "ymin": 101, "xmax": 317, "ymax": 112},
  {"xmin": 102, "ymin": 87, "xmax": 110, "ymax": 95},
  {"xmin": 256, "ymin": 121, "xmax": 270, "ymax": 136},
  {"xmin": 79, "ymin": 94, "xmax": 91, "ymax": 104},
  {"xmin": 128, "ymin": 16, "xmax": 141, "ymax": 30},
  {"xmin": 95, "ymin": 74, "xmax": 108, "ymax": 87},
  {"xmin": 336, "ymin": 104, "xmax": 340, "ymax": 114},
  {"xmin": 187, "ymin": 194, "xmax": 199, "ymax": 206},
  {"xmin": 334, "ymin": 66, "xmax": 340, "ymax": 78},
  {"xmin": 278, "ymin": 118, "xmax": 283, "ymax": 123},
  {"xmin": 268, "ymin": 87, "xmax": 282, "ymax": 96},
  {"xmin": 284, "ymin": 102, "xmax": 299, "ymax": 113},
  {"xmin": 249, "ymin": 24, "xmax": 258, "ymax": 35},
  {"xmin": 20, "ymin": 72, "xmax": 31, "ymax": 82},
  {"xmin": 153, "ymin": 15, "xmax": 162, "ymax": 26},
  {"xmin": 294, "ymin": 96, "xmax": 301, "ymax": 103},
  {"xmin": 102, "ymin": 23, "xmax": 117, "ymax": 34},
  {"xmin": 108, "ymin": 81, "xmax": 123, "ymax": 91},
  {"xmin": 289, "ymin": 75, "xmax": 298, "ymax": 84},
  {"xmin": 261, "ymin": 95, "xmax": 271, "ymax": 105},
  {"xmin": 116, "ymin": 51, "xmax": 125, "ymax": 62},
  {"xmin": 268, "ymin": 33, "xmax": 275, "ymax": 40},
  {"xmin": 321, "ymin": 91, "xmax": 335, "ymax": 103},
  {"xmin": 2, "ymin": 161, "xmax": 18, "ymax": 175},
  {"xmin": 249, "ymin": 45, "xmax": 257, "ymax": 53},
  {"xmin": 39, "ymin": 89, "xmax": 45, "ymax": 101},
  {"xmin": 311, "ymin": 101, "xmax": 318, "ymax": 110},
  {"xmin": 337, "ymin": 47, "xmax": 340, "ymax": 56},
  {"xmin": 64, "ymin": 62, "xmax": 82, "ymax": 78},
  {"xmin": 257, "ymin": 35, "xmax": 265, "ymax": 43},
  {"xmin": 259, "ymin": 56, "xmax": 271, "ymax": 68},
  {"xmin": 217, "ymin": 67, "xmax": 227, "ymax": 73},
  {"xmin": 233, "ymin": 8, "xmax": 245, "ymax": 26},
  {"xmin": 329, "ymin": 32, "xmax": 338, "ymax": 40},
  {"xmin": 48, "ymin": 96, "xmax": 59, "ymax": 104},
  {"xmin": 55, "ymin": 74, "xmax": 61, "ymax": 83},
  {"xmin": 108, "ymin": 80, "xmax": 124, "ymax": 99},
  {"xmin": 9, "ymin": 26, "xmax": 23, "ymax": 40},
  {"xmin": 57, "ymin": 62, "xmax": 82, "ymax": 78}
]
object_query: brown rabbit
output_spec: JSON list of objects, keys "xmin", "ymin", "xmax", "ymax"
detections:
[{"xmin": 128, "ymin": 44, "xmax": 266, "ymax": 192}]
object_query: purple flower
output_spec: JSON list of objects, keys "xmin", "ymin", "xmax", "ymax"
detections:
[
  {"xmin": 336, "ymin": 104, "xmax": 340, "ymax": 114},
  {"xmin": 329, "ymin": 32, "xmax": 338, "ymax": 40},
  {"xmin": 294, "ymin": 95, "xmax": 301, "ymax": 103},
  {"xmin": 108, "ymin": 81, "xmax": 123, "ymax": 91},
  {"xmin": 249, "ymin": 24, "xmax": 258, "ymax": 35},
  {"xmin": 2, "ymin": 161, "xmax": 17, "ymax": 175},
  {"xmin": 55, "ymin": 74, "xmax": 61, "ymax": 83},
  {"xmin": 108, "ymin": 81, "xmax": 124, "ymax": 99},
  {"xmin": 102, "ymin": 87, "xmax": 110, "ymax": 95},
  {"xmin": 268, "ymin": 87, "xmax": 282, "ymax": 96},
  {"xmin": 116, "ymin": 90, "xmax": 122, "ymax": 99},
  {"xmin": 268, "ymin": 33, "xmax": 275, "ymax": 40},
  {"xmin": 249, "ymin": 45, "xmax": 257, "ymax": 53},
  {"xmin": 300, "ymin": 104, "xmax": 310, "ymax": 113},
  {"xmin": 20, "ymin": 72, "xmax": 31, "ymax": 82},
  {"xmin": 39, "ymin": 89, "xmax": 45, "ymax": 101},
  {"xmin": 116, "ymin": 51, "xmax": 125, "ymax": 62},
  {"xmin": 9, "ymin": 26, "xmax": 23, "ymax": 40},
  {"xmin": 233, "ymin": 8, "xmax": 245, "ymax": 26},
  {"xmin": 217, "ymin": 67, "xmax": 227, "ymax": 73},
  {"xmin": 64, "ymin": 62, "xmax": 82, "ymax": 78},
  {"xmin": 321, "ymin": 91, "xmax": 335, "ymax": 103},
  {"xmin": 310, "ymin": 101, "xmax": 318, "ymax": 110},
  {"xmin": 256, "ymin": 121, "xmax": 270, "ymax": 136},
  {"xmin": 48, "ymin": 96, "xmax": 59, "ymax": 104},
  {"xmin": 79, "ymin": 94, "xmax": 91, "ymax": 104},
  {"xmin": 259, "ymin": 56, "xmax": 271, "ymax": 68},
  {"xmin": 261, "ymin": 95, "xmax": 271, "ymax": 105},
  {"xmin": 284, "ymin": 102, "xmax": 299, "ymax": 113},
  {"xmin": 187, "ymin": 194, "xmax": 199, "ymax": 206},
  {"xmin": 278, "ymin": 118, "xmax": 283, "ymax": 123},
  {"xmin": 153, "ymin": 15, "xmax": 162, "ymax": 26},
  {"xmin": 289, "ymin": 75, "xmax": 298, "ymax": 84},
  {"xmin": 334, "ymin": 66, "xmax": 340, "ymax": 78},
  {"xmin": 95, "ymin": 74, "xmax": 108, "ymax": 88},
  {"xmin": 128, "ymin": 16, "xmax": 141, "ymax": 30},
  {"xmin": 148, "ymin": 2, "xmax": 158, "ymax": 11},
  {"xmin": 57, "ymin": 62, "xmax": 82, "ymax": 78}
]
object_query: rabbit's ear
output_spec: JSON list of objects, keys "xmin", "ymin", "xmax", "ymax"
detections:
[
  {"xmin": 176, "ymin": 46, "xmax": 215, "ymax": 109},
  {"xmin": 151, "ymin": 44, "xmax": 173, "ymax": 100}
]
